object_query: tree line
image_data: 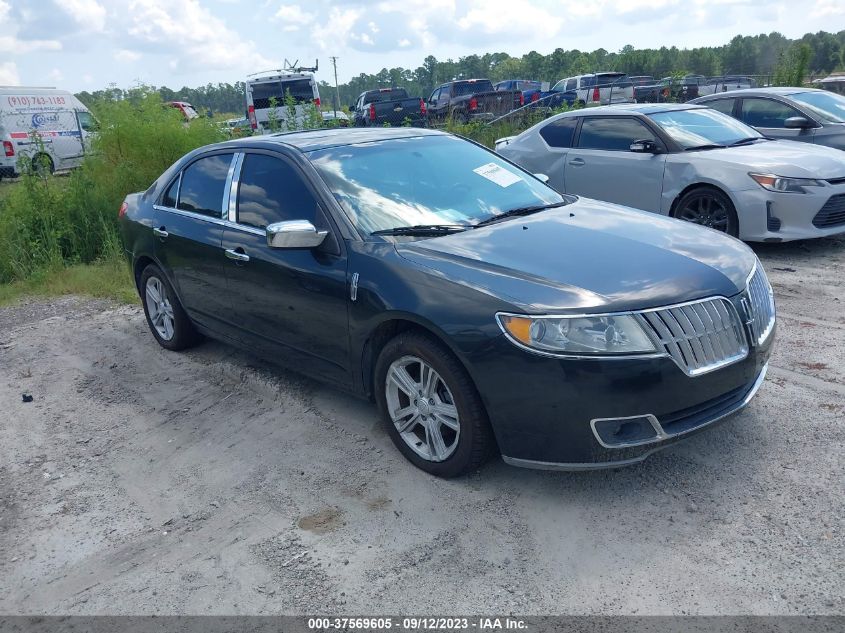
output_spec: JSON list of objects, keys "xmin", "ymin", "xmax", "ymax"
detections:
[{"xmin": 76, "ymin": 30, "xmax": 845, "ymax": 114}]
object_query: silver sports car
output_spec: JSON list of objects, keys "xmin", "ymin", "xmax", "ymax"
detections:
[{"xmin": 496, "ymin": 103, "xmax": 845, "ymax": 241}]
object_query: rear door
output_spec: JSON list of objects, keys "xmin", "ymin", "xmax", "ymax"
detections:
[
  {"xmin": 153, "ymin": 152, "xmax": 235, "ymax": 334},
  {"xmin": 563, "ymin": 116, "xmax": 666, "ymax": 212},
  {"xmin": 222, "ymin": 151, "xmax": 351, "ymax": 385},
  {"xmin": 533, "ymin": 116, "xmax": 578, "ymax": 192},
  {"xmin": 738, "ymin": 97, "xmax": 816, "ymax": 142}
]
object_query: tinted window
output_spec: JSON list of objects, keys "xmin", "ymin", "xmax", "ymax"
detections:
[
  {"xmin": 178, "ymin": 154, "xmax": 233, "ymax": 217},
  {"xmin": 566, "ymin": 78, "xmax": 577, "ymax": 91},
  {"xmin": 705, "ymin": 99, "xmax": 736, "ymax": 116},
  {"xmin": 237, "ymin": 154, "xmax": 319, "ymax": 229},
  {"xmin": 161, "ymin": 176, "xmax": 179, "ymax": 208},
  {"xmin": 577, "ymin": 117, "xmax": 656, "ymax": 151},
  {"xmin": 741, "ymin": 98, "xmax": 802, "ymax": 128},
  {"xmin": 452, "ymin": 81, "xmax": 494, "ymax": 96},
  {"xmin": 540, "ymin": 117, "xmax": 578, "ymax": 148},
  {"xmin": 251, "ymin": 78, "xmax": 313, "ymax": 108}
]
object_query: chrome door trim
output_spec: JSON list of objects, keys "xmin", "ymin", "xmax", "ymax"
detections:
[{"xmin": 226, "ymin": 152, "xmax": 244, "ymax": 222}]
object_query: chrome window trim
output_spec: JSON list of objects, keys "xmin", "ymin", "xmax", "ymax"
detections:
[
  {"xmin": 150, "ymin": 204, "xmax": 265, "ymax": 237},
  {"xmin": 222, "ymin": 152, "xmax": 241, "ymax": 220},
  {"xmin": 227, "ymin": 152, "xmax": 244, "ymax": 222}
]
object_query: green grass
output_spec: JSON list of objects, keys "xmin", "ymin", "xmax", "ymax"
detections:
[{"xmin": 0, "ymin": 255, "xmax": 138, "ymax": 307}]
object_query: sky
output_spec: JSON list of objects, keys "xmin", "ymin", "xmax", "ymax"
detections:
[{"xmin": 0, "ymin": 0, "xmax": 844, "ymax": 92}]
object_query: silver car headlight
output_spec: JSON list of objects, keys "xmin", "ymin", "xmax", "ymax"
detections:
[
  {"xmin": 749, "ymin": 173, "xmax": 823, "ymax": 193},
  {"xmin": 497, "ymin": 313, "xmax": 657, "ymax": 355}
]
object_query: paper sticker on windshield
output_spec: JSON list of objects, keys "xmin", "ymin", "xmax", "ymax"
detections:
[{"xmin": 473, "ymin": 162, "xmax": 521, "ymax": 188}]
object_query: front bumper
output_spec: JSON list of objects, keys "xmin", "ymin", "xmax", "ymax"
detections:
[
  {"xmin": 468, "ymin": 318, "xmax": 774, "ymax": 469},
  {"xmin": 502, "ymin": 363, "xmax": 768, "ymax": 470},
  {"xmin": 733, "ymin": 185, "xmax": 845, "ymax": 241}
]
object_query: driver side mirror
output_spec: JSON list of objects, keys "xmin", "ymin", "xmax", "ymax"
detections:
[
  {"xmin": 266, "ymin": 220, "xmax": 328, "ymax": 249},
  {"xmin": 784, "ymin": 116, "xmax": 813, "ymax": 129},
  {"xmin": 630, "ymin": 139, "xmax": 659, "ymax": 153}
]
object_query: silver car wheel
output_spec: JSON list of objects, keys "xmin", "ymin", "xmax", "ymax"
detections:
[
  {"xmin": 145, "ymin": 276, "xmax": 175, "ymax": 341},
  {"xmin": 385, "ymin": 355, "xmax": 460, "ymax": 462}
]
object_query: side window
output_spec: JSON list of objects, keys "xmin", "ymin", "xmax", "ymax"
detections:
[
  {"xmin": 161, "ymin": 176, "xmax": 179, "ymax": 208},
  {"xmin": 77, "ymin": 111, "xmax": 97, "ymax": 132},
  {"xmin": 706, "ymin": 99, "xmax": 736, "ymax": 116},
  {"xmin": 539, "ymin": 117, "xmax": 578, "ymax": 148},
  {"xmin": 438, "ymin": 86, "xmax": 450, "ymax": 101},
  {"xmin": 741, "ymin": 98, "xmax": 802, "ymax": 128},
  {"xmin": 429, "ymin": 88, "xmax": 440, "ymax": 104},
  {"xmin": 237, "ymin": 154, "xmax": 319, "ymax": 229},
  {"xmin": 577, "ymin": 117, "xmax": 656, "ymax": 151},
  {"xmin": 566, "ymin": 78, "xmax": 577, "ymax": 91},
  {"xmin": 177, "ymin": 153, "xmax": 233, "ymax": 217}
]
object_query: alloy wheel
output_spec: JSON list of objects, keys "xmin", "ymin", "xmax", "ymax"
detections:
[
  {"xmin": 678, "ymin": 194, "xmax": 729, "ymax": 232},
  {"xmin": 145, "ymin": 276, "xmax": 176, "ymax": 341},
  {"xmin": 385, "ymin": 355, "xmax": 460, "ymax": 462}
]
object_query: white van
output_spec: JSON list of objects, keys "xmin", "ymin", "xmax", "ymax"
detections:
[
  {"xmin": 0, "ymin": 86, "xmax": 96, "ymax": 179},
  {"xmin": 245, "ymin": 71, "xmax": 321, "ymax": 134}
]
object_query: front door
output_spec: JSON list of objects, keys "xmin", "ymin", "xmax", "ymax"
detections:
[
  {"xmin": 222, "ymin": 151, "xmax": 351, "ymax": 386},
  {"xmin": 152, "ymin": 152, "xmax": 235, "ymax": 334},
  {"xmin": 564, "ymin": 116, "xmax": 666, "ymax": 212},
  {"xmin": 739, "ymin": 97, "xmax": 816, "ymax": 142}
]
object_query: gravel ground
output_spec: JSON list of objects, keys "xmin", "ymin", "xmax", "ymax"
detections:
[{"xmin": 0, "ymin": 237, "xmax": 843, "ymax": 616}]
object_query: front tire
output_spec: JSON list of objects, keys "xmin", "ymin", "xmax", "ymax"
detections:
[
  {"xmin": 139, "ymin": 264, "xmax": 201, "ymax": 351},
  {"xmin": 673, "ymin": 186, "xmax": 739, "ymax": 237},
  {"xmin": 374, "ymin": 332, "xmax": 493, "ymax": 478}
]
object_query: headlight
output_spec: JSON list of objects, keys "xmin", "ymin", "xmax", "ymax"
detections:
[
  {"xmin": 749, "ymin": 173, "xmax": 823, "ymax": 193},
  {"xmin": 497, "ymin": 313, "xmax": 657, "ymax": 355}
]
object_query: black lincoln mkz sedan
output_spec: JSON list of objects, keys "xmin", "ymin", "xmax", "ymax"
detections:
[{"xmin": 119, "ymin": 128, "xmax": 775, "ymax": 477}]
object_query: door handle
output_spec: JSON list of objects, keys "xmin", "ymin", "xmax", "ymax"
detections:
[
  {"xmin": 153, "ymin": 226, "xmax": 169, "ymax": 238},
  {"xmin": 568, "ymin": 158, "xmax": 585, "ymax": 166},
  {"xmin": 224, "ymin": 248, "xmax": 250, "ymax": 263}
]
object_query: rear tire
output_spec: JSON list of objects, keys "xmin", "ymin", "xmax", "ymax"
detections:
[
  {"xmin": 139, "ymin": 264, "xmax": 201, "ymax": 351},
  {"xmin": 673, "ymin": 186, "xmax": 739, "ymax": 237},
  {"xmin": 374, "ymin": 332, "xmax": 494, "ymax": 478}
]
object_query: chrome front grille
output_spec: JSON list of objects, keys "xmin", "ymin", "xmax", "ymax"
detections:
[
  {"xmin": 637, "ymin": 298, "xmax": 749, "ymax": 376},
  {"xmin": 744, "ymin": 263, "xmax": 776, "ymax": 346}
]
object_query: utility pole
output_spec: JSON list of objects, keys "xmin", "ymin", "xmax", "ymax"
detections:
[{"xmin": 329, "ymin": 56, "xmax": 340, "ymax": 118}]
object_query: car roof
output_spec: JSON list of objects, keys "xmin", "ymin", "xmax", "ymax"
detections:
[
  {"xmin": 693, "ymin": 87, "xmax": 825, "ymax": 100},
  {"xmin": 225, "ymin": 127, "xmax": 447, "ymax": 152},
  {"xmin": 556, "ymin": 103, "xmax": 704, "ymax": 117}
]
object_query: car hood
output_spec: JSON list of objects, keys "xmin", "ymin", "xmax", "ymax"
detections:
[
  {"xmin": 395, "ymin": 199, "xmax": 757, "ymax": 314},
  {"xmin": 688, "ymin": 139, "xmax": 845, "ymax": 179}
]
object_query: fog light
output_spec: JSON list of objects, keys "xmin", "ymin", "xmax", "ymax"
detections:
[{"xmin": 591, "ymin": 415, "xmax": 662, "ymax": 448}]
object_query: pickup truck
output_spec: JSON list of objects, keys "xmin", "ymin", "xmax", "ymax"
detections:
[
  {"xmin": 494, "ymin": 79, "xmax": 566, "ymax": 110},
  {"xmin": 352, "ymin": 88, "xmax": 426, "ymax": 127},
  {"xmin": 426, "ymin": 79, "xmax": 522, "ymax": 124},
  {"xmin": 629, "ymin": 76, "xmax": 662, "ymax": 103}
]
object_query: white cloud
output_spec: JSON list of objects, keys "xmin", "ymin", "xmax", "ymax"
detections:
[
  {"xmin": 59, "ymin": 0, "xmax": 107, "ymax": 32},
  {"xmin": 0, "ymin": 61, "xmax": 20, "ymax": 85},
  {"xmin": 115, "ymin": 48, "xmax": 141, "ymax": 62},
  {"xmin": 811, "ymin": 0, "xmax": 845, "ymax": 17},
  {"xmin": 125, "ymin": 0, "xmax": 274, "ymax": 73},
  {"xmin": 48, "ymin": 67, "xmax": 63, "ymax": 81},
  {"xmin": 274, "ymin": 4, "xmax": 315, "ymax": 25},
  {"xmin": 0, "ymin": 36, "xmax": 62, "ymax": 54}
]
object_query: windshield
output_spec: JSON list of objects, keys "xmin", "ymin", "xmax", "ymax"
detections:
[
  {"xmin": 790, "ymin": 91, "xmax": 845, "ymax": 123},
  {"xmin": 307, "ymin": 135, "xmax": 564, "ymax": 236},
  {"xmin": 648, "ymin": 108, "xmax": 763, "ymax": 148},
  {"xmin": 251, "ymin": 79, "xmax": 313, "ymax": 108},
  {"xmin": 453, "ymin": 81, "xmax": 494, "ymax": 96},
  {"xmin": 182, "ymin": 105, "xmax": 198, "ymax": 120}
]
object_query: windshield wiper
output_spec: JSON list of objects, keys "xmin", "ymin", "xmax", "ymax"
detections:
[
  {"xmin": 684, "ymin": 143, "xmax": 726, "ymax": 151},
  {"xmin": 371, "ymin": 224, "xmax": 469, "ymax": 236},
  {"xmin": 474, "ymin": 201, "xmax": 569, "ymax": 228},
  {"xmin": 728, "ymin": 137, "xmax": 765, "ymax": 146}
]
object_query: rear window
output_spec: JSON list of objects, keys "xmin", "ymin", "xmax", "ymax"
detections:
[
  {"xmin": 452, "ymin": 81, "xmax": 494, "ymax": 96},
  {"xmin": 539, "ymin": 117, "xmax": 578, "ymax": 148},
  {"xmin": 584, "ymin": 74, "xmax": 629, "ymax": 88},
  {"xmin": 251, "ymin": 79, "xmax": 314, "ymax": 108},
  {"xmin": 366, "ymin": 89, "xmax": 409, "ymax": 103}
]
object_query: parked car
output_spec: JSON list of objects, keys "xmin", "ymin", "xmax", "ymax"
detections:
[
  {"xmin": 629, "ymin": 75, "xmax": 662, "ymax": 103},
  {"xmin": 245, "ymin": 70, "xmax": 321, "ymax": 134},
  {"xmin": 550, "ymin": 73, "xmax": 634, "ymax": 106},
  {"xmin": 321, "ymin": 110, "xmax": 350, "ymax": 127},
  {"xmin": 426, "ymin": 79, "xmax": 522, "ymax": 124},
  {"xmin": 0, "ymin": 86, "xmax": 97, "ymax": 178},
  {"xmin": 494, "ymin": 79, "xmax": 566, "ymax": 109},
  {"xmin": 657, "ymin": 76, "xmax": 703, "ymax": 102},
  {"xmin": 698, "ymin": 75, "xmax": 759, "ymax": 96},
  {"xmin": 167, "ymin": 101, "xmax": 199, "ymax": 121},
  {"xmin": 496, "ymin": 103, "xmax": 845, "ymax": 241},
  {"xmin": 119, "ymin": 127, "xmax": 774, "ymax": 476},
  {"xmin": 351, "ymin": 88, "xmax": 425, "ymax": 127},
  {"xmin": 691, "ymin": 87, "xmax": 845, "ymax": 150}
]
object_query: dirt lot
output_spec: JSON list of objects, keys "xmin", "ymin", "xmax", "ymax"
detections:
[{"xmin": 1, "ymin": 238, "xmax": 843, "ymax": 616}]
